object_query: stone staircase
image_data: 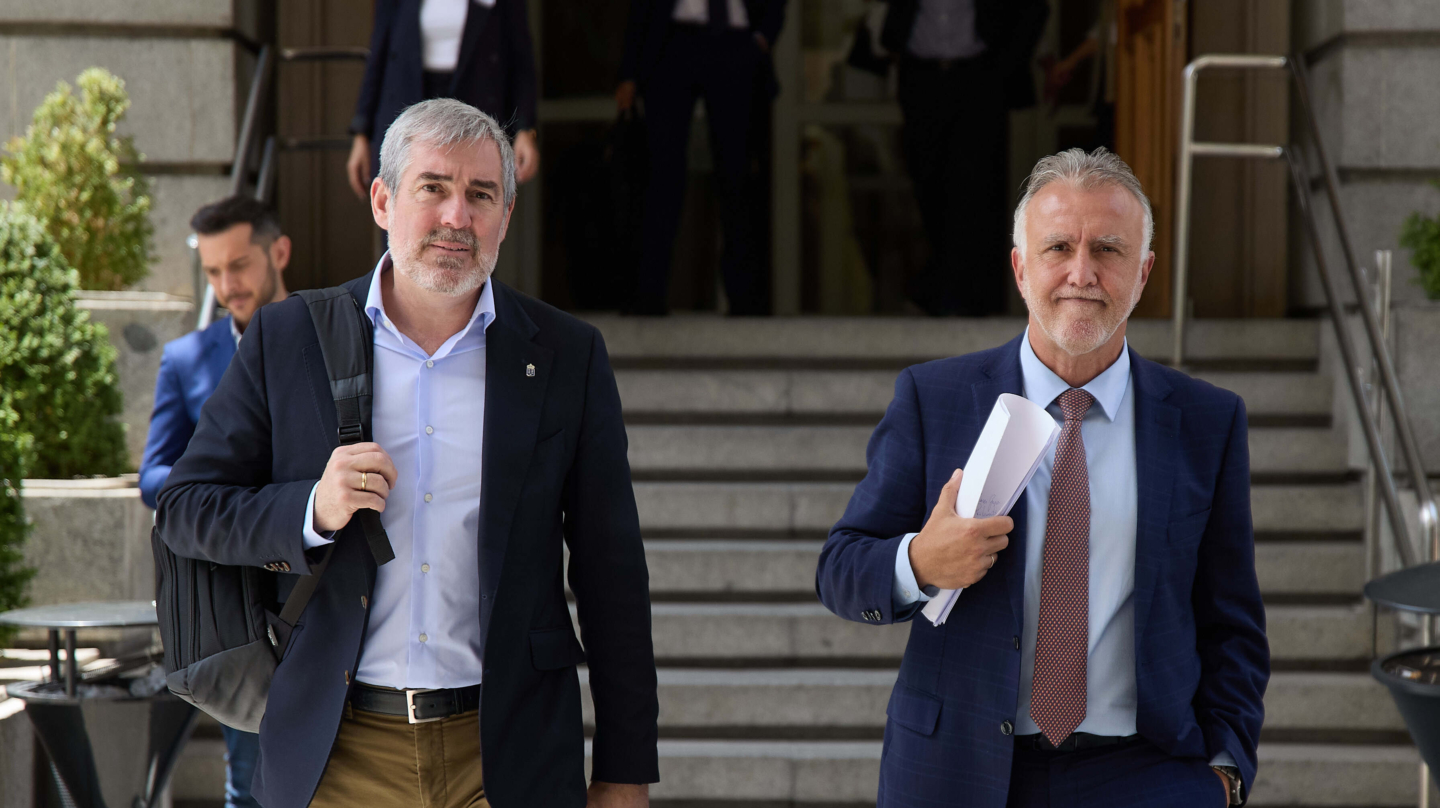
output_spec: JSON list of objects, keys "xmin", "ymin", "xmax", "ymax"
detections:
[{"xmin": 172, "ymin": 316, "xmax": 1433, "ymax": 807}]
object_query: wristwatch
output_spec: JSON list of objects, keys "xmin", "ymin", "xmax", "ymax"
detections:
[{"xmin": 1211, "ymin": 765, "xmax": 1243, "ymax": 806}]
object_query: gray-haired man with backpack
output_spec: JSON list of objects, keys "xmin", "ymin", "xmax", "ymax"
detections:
[{"xmin": 156, "ymin": 99, "xmax": 658, "ymax": 808}]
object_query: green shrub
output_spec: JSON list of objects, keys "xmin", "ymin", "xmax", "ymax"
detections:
[
  {"xmin": 0, "ymin": 204, "xmax": 128, "ymax": 478},
  {"xmin": 0, "ymin": 403, "xmax": 36, "ymax": 645},
  {"xmin": 0, "ymin": 67, "xmax": 153, "ymax": 291},
  {"xmin": 1400, "ymin": 182, "xmax": 1440, "ymax": 300}
]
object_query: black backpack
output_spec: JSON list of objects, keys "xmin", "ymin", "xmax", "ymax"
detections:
[{"xmin": 153, "ymin": 287, "xmax": 394, "ymax": 732}]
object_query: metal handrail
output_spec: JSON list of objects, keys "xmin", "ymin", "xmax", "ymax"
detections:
[
  {"xmin": 1170, "ymin": 54, "xmax": 1286, "ymax": 368},
  {"xmin": 1173, "ymin": 53, "xmax": 1439, "ymax": 807},
  {"xmin": 1171, "ymin": 53, "xmax": 1438, "ymax": 570},
  {"xmin": 194, "ymin": 45, "xmax": 370, "ymax": 330}
]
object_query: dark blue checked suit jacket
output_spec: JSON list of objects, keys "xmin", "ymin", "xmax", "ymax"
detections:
[{"xmin": 815, "ymin": 333, "xmax": 1269, "ymax": 807}]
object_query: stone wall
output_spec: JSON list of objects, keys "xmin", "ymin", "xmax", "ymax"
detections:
[
  {"xmin": 19, "ymin": 480, "xmax": 154, "ymax": 608},
  {"xmin": 0, "ymin": 1, "xmax": 256, "ymax": 299},
  {"xmin": 1293, "ymin": 1, "xmax": 1440, "ymax": 308},
  {"xmin": 76, "ymin": 293, "xmax": 195, "ymax": 469}
]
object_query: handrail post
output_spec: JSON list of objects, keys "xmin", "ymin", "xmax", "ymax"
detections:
[
  {"xmin": 1171, "ymin": 64, "xmax": 1201, "ymax": 368},
  {"xmin": 1365, "ymin": 250, "xmax": 1393, "ymax": 583}
]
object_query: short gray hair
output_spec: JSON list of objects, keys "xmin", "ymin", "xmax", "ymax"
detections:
[
  {"xmin": 377, "ymin": 99, "xmax": 516, "ymax": 208},
  {"xmin": 1012, "ymin": 147, "xmax": 1153, "ymax": 256}
]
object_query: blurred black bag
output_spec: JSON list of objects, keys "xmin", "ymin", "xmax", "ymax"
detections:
[
  {"xmin": 555, "ymin": 111, "xmax": 647, "ymax": 310},
  {"xmin": 154, "ymin": 287, "xmax": 391, "ymax": 732}
]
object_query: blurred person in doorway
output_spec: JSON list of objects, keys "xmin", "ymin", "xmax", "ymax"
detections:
[
  {"xmin": 138, "ymin": 195, "xmax": 291, "ymax": 808},
  {"xmin": 617, "ymin": 0, "xmax": 789, "ymax": 316},
  {"xmin": 1042, "ymin": 0, "xmax": 1117, "ymax": 150},
  {"xmin": 883, "ymin": 0, "xmax": 1048, "ymax": 316},
  {"xmin": 347, "ymin": 0, "xmax": 540, "ymax": 202}
]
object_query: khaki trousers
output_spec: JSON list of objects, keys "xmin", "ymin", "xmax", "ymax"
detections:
[{"xmin": 309, "ymin": 704, "xmax": 488, "ymax": 808}]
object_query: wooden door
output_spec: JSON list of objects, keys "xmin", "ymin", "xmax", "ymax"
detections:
[{"xmin": 1114, "ymin": 0, "xmax": 1187, "ymax": 318}]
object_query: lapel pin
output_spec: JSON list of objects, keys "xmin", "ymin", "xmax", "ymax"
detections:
[{"xmin": 526, "ymin": 363, "xmax": 536, "ymax": 377}]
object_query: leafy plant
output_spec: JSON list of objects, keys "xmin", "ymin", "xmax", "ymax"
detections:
[
  {"xmin": 0, "ymin": 402, "xmax": 36, "ymax": 645},
  {"xmin": 0, "ymin": 204, "xmax": 128, "ymax": 478},
  {"xmin": 1400, "ymin": 182, "xmax": 1440, "ymax": 300},
  {"xmin": 0, "ymin": 67, "xmax": 153, "ymax": 291}
]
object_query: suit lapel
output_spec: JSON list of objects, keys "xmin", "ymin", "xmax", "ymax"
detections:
[
  {"xmin": 451, "ymin": 0, "xmax": 496, "ymax": 95},
  {"xmin": 478, "ymin": 282, "xmax": 554, "ymax": 608},
  {"xmin": 974, "ymin": 334, "xmax": 1029, "ymax": 624},
  {"xmin": 1129, "ymin": 349, "xmax": 1179, "ymax": 646}
]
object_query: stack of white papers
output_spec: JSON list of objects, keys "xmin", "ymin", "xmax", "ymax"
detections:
[{"xmin": 921, "ymin": 393, "xmax": 1059, "ymax": 626}]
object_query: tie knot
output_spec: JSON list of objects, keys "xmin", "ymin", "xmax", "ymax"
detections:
[{"xmin": 1057, "ymin": 388, "xmax": 1095, "ymax": 422}]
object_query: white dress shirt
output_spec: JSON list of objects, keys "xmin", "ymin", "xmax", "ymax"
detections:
[
  {"xmin": 303, "ymin": 254, "xmax": 495, "ymax": 689},
  {"xmin": 671, "ymin": 0, "xmax": 750, "ymax": 29}
]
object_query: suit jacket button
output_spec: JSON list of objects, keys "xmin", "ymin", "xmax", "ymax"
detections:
[
  {"xmin": 361, "ymin": 596, "xmax": 368, "ymax": 609},
  {"xmin": 1001, "ymin": 721, "xmax": 1013, "ymax": 736},
  {"xmin": 280, "ymin": 562, "xmax": 291, "ymax": 572},
  {"xmin": 1013, "ymin": 636, "xmax": 1021, "ymax": 650},
  {"xmin": 344, "ymin": 671, "xmax": 350, "ymax": 685}
]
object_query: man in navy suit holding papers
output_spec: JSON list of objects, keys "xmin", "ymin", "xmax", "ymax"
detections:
[{"xmin": 816, "ymin": 148, "xmax": 1268, "ymax": 807}]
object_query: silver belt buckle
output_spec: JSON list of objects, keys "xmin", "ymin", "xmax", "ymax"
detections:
[{"xmin": 405, "ymin": 688, "xmax": 443, "ymax": 724}]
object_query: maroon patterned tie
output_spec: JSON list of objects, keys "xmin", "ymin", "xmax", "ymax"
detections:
[{"xmin": 1029, "ymin": 388, "xmax": 1095, "ymax": 748}]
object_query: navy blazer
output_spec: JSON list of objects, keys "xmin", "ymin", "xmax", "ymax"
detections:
[
  {"xmin": 350, "ymin": 0, "xmax": 538, "ymax": 143},
  {"xmin": 815, "ymin": 334, "xmax": 1268, "ymax": 808},
  {"xmin": 138, "ymin": 317, "xmax": 236, "ymax": 509},
  {"xmin": 156, "ymin": 276, "xmax": 659, "ymax": 808},
  {"xmin": 619, "ymin": 0, "xmax": 788, "ymax": 88}
]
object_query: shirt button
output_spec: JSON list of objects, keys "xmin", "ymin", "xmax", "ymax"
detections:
[
  {"xmin": 425, "ymin": 426, "xmax": 434, "ymax": 435},
  {"xmin": 1001, "ymin": 720, "xmax": 1014, "ymax": 736},
  {"xmin": 903, "ymin": 590, "xmax": 912, "ymax": 599},
  {"xmin": 426, "ymin": 360, "xmax": 434, "ymax": 368},
  {"xmin": 424, "ymin": 493, "xmax": 433, "ymax": 503},
  {"xmin": 419, "ymin": 633, "xmax": 428, "ymax": 643},
  {"xmin": 421, "ymin": 563, "xmax": 430, "ymax": 573}
]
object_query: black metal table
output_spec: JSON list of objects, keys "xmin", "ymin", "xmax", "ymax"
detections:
[
  {"xmin": 0, "ymin": 601, "xmax": 196, "ymax": 808},
  {"xmin": 1365, "ymin": 562, "xmax": 1440, "ymax": 791}
]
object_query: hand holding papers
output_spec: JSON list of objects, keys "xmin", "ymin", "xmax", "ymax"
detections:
[{"xmin": 920, "ymin": 394, "xmax": 1059, "ymax": 626}]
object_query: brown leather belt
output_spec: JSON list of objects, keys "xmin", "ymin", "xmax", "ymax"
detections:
[{"xmin": 349, "ymin": 682, "xmax": 480, "ymax": 724}]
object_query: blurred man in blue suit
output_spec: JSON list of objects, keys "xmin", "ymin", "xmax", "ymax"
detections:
[
  {"xmin": 816, "ymin": 148, "xmax": 1268, "ymax": 808},
  {"xmin": 139, "ymin": 195, "xmax": 290, "ymax": 808}
]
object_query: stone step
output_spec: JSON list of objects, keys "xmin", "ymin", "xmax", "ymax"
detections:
[
  {"xmin": 589, "ymin": 317, "xmax": 1319, "ymax": 364},
  {"xmin": 571, "ymin": 669, "xmax": 1402, "ymax": 737},
  {"xmin": 636, "ymin": 539, "xmax": 1365, "ymax": 599},
  {"xmin": 172, "ymin": 736, "xmax": 1430, "ymax": 806},
  {"xmin": 634, "ymin": 482, "xmax": 1363, "ymax": 536},
  {"xmin": 632, "ymin": 603, "xmax": 1381, "ymax": 664},
  {"xmin": 624, "ymin": 425, "xmax": 1347, "ymax": 478},
  {"xmin": 615, "ymin": 369, "xmax": 1332, "ymax": 421}
]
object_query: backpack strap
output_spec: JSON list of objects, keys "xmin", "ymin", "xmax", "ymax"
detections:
[{"xmin": 297, "ymin": 287, "xmax": 396, "ymax": 567}]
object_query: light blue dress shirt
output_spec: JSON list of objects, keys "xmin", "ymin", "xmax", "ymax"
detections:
[{"xmin": 303, "ymin": 253, "xmax": 495, "ymax": 690}]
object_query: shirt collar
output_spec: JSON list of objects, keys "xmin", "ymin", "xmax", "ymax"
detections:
[
  {"xmin": 1018, "ymin": 326, "xmax": 1130, "ymax": 422},
  {"xmin": 229, "ymin": 316, "xmax": 242, "ymax": 347},
  {"xmin": 363, "ymin": 251, "xmax": 497, "ymax": 353}
]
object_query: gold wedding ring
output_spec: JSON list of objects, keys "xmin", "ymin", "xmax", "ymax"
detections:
[{"xmin": 360, "ymin": 471, "xmax": 368, "ymax": 492}]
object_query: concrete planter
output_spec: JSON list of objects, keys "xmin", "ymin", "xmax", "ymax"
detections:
[
  {"xmin": 1391, "ymin": 301, "xmax": 1440, "ymax": 475},
  {"xmin": 19, "ymin": 476, "xmax": 153, "ymax": 610},
  {"xmin": 74, "ymin": 292, "xmax": 194, "ymax": 468}
]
